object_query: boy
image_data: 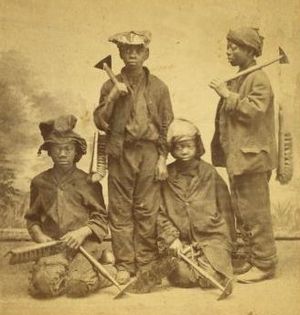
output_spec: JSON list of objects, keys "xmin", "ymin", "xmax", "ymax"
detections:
[
  {"xmin": 25, "ymin": 114, "xmax": 115, "ymax": 298},
  {"xmin": 157, "ymin": 119, "xmax": 234, "ymax": 290},
  {"xmin": 209, "ymin": 27, "xmax": 277, "ymax": 282},
  {"xmin": 93, "ymin": 31, "xmax": 174, "ymax": 284}
]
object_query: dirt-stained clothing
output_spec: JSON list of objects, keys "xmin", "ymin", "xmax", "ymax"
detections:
[
  {"xmin": 157, "ymin": 159, "xmax": 233, "ymax": 286},
  {"xmin": 211, "ymin": 66, "xmax": 277, "ymax": 271},
  {"xmin": 94, "ymin": 67, "xmax": 173, "ymax": 274},
  {"xmin": 25, "ymin": 166, "xmax": 112, "ymax": 297}
]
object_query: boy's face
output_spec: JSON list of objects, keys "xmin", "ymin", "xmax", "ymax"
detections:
[
  {"xmin": 226, "ymin": 41, "xmax": 254, "ymax": 67},
  {"xmin": 49, "ymin": 142, "xmax": 76, "ymax": 170},
  {"xmin": 172, "ymin": 139, "xmax": 197, "ymax": 161},
  {"xmin": 119, "ymin": 44, "xmax": 149, "ymax": 69}
]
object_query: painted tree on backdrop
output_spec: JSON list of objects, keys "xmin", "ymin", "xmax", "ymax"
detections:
[{"xmin": 0, "ymin": 50, "xmax": 71, "ymax": 228}]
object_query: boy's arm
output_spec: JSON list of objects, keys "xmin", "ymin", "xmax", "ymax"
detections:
[
  {"xmin": 93, "ymin": 80, "xmax": 128, "ymax": 131},
  {"xmin": 157, "ymin": 203, "xmax": 180, "ymax": 254},
  {"xmin": 157, "ymin": 85, "xmax": 174, "ymax": 157},
  {"xmin": 224, "ymin": 72, "xmax": 273, "ymax": 124},
  {"xmin": 25, "ymin": 180, "xmax": 53, "ymax": 243},
  {"xmin": 82, "ymin": 181, "xmax": 109, "ymax": 242},
  {"xmin": 155, "ymin": 85, "xmax": 174, "ymax": 180},
  {"xmin": 60, "ymin": 181, "xmax": 108, "ymax": 250}
]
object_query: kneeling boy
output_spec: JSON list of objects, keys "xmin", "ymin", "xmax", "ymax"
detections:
[
  {"xmin": 25, "ymin": 114, "xmax": 115, "ymax": 298},
  {"xmin": 157, "ymin": 119, "xmax": 234, "ymax": 290}
]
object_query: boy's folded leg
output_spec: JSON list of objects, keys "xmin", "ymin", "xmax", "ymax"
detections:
[
  {"xmin": 65, "ymin": 240, "xmax": 116, "ymax": 297},
  {"xmin": 167, "ymin": 259, "xmax": 199, "ymax": 288},
  {"xmin": 28, "ymin": 253, "xmax": 69, "ymax": 298}
]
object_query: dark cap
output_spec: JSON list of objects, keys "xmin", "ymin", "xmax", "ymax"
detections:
[
  {"xmin": 227, "ymin": 27, "xmax": 264, "ymax": 56},
  {"xmin": 38, "ymin": 114, "xmax": 87, "ymax": 157}
]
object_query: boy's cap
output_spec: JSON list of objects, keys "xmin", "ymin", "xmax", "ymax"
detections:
[
  {"xmin": 108, "ymin": 31, "xmax": 152, "ymax": 48},
  {"xmin": 227, "ymin": 27, "xmax": 264, "ymax": 57},
  {"xmin": 167, "ymin": 118, "xmax": 200, "ymax": 144},
  {"xmin": 38, "ymin": 114, "xmax": 87, "ymax": 155},
  {"xmin": 167, "ymin": 118, "xmax": 205, "ymax": 158}
]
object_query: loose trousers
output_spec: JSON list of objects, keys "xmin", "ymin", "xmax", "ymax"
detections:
[
  {"xmin": 230, "ymin": 172, "xmax": 277, "ymax": 270},
  {"xmin": 108, "ymin": 141, "xmax": 160, "ymax": 274}
]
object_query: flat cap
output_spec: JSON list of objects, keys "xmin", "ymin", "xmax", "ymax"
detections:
[{"xmin": 108, "ymin": 30, "xmax": 152, "ymax": 47}]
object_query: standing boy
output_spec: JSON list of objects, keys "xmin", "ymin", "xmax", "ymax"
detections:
[
  {"xmin": 94, "ymin": 31, "xmax": 173, "ymax": 284},
  {"xmin": 209, "ymin": 27, "xmax": 277, "ymax": 282},
  {"xmin": 25, "ymin": 114, "xmax": 114, "ymax": 298}
]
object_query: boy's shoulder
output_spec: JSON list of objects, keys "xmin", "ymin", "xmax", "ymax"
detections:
[
  {"xmin": 31, "ymin": 167, "xmax": 88, "ymax": 186},
  {"xmin": 167, "ymin": 159, "xmax": 218, "ymax": 176},
  {"xmin": 246, "ymin": 68, "xmax": 272, "ymax": 87},
  {"xmin": 101, "ymin": 69, "xmax": 169, "ymax": 90},
  {"xmin": 148, "ymin": 72, "xmax": 168, "ymax": 87},
  {"xmin": 31, "ymin": 168, "xmax": 53, "ymax": 185}
]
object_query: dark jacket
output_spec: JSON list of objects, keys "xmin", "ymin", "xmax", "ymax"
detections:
[
  {"xmin": 211, "ymin": 67, "xmax": 277, "ymax": 176},
  {"xmin": 157, "ymin": 159, "xmax": 233, "ymax": 278},
  {"xmin": 25, "ymin": 167, "xmax": 108, "ymax": 241},
  {"xmin": 94, "ymin": 67, "xmax": 173, "ymax": 158}
]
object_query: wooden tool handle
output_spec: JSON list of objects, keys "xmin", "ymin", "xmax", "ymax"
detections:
[
  {"xmin": 103, "ymin": 63, "xmax": 119, "ymax": 86},
  {"xmin": 224, "ymin": 55, "xmax": 283, "ymax": 82},
  {"xmin": 79, "ymin": 246, "xmax": 121, "ymax": 291},
  {"xmin": 178, "ymin": 252, "xmax": 225, "ymax": 292}
]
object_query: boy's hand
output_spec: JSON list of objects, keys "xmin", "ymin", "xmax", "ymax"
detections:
[
  {"xmin": 30, "ymin": 225, "xmax": 53, "ymax": 243},
  {"xmin": 155, "ymin": 155, "xmax": 168, "ymax": 181},
  {"xmin": 168, "ymin": 238, "xmax": 184, "ymax": 257},
  {"xmin": 36, "ymin": 234, "xmax": 53, "ymax": 243},
  {"xmin": 61, "ymin": 226, "xmax": 92, "ymax": 250},
  {"xmin": 209, "ymin": 78, "xmax": 230, "ymax": 98},
  {"xmin": 107, "ymin": 82, "xmax": 128, "ymax": 103}
]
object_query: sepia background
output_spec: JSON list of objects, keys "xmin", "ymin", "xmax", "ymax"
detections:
[{"xmin": 0, "ymin": 0, "xmax": 300, "ymax": 235}]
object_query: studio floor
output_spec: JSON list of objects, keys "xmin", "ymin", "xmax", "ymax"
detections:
[{"xmin": 1, "ymin": 241, "xmax": 300, "ymax": 315}]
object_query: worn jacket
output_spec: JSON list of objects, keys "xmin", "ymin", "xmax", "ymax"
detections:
[
  {"xmin": 25, "ymin": 167, "xmax": 108, "ymax": 241},
  {"xmin": 211, "ymin": 66, "xmax": 277, "ymax": 176},
  {"xmin": 157, "ymin": 159, "xmax": 233, "ymax": 277},
  {"xmin": 94, "ymin": 67, "xmax": 173, "ymax": 158}
]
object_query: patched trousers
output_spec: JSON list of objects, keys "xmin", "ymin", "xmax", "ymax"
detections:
[
  {"xmin": 108, "ymin": 141, "xmax": 160, "ymax": 274},
  {"xmin": 29, "ymin": 240, "xmax": 116, "ymax": 298},
  {"xmin": 230, "ymin": 172, "xmax": 277, "ymax": 271}
]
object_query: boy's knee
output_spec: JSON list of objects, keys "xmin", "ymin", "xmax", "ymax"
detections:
[
  {"xmin": 29, "ymin": 256, "xmax": 68, "ymax": 298},
  {"xmin": 168, "ymin": 260, "xmax": 198, "ymax": 288},
  {"xmin": 65, "ymin": 279, "xmax": 89, "ymax": 297},
  {"xmin": 65, "ymin": 264, "xmax": 116, "ymax": 297}
]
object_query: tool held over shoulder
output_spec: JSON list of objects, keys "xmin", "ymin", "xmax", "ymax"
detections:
[
  {"xmin": 95, "ymin": 55, "xmax": 128, "ymax": 97},
  {"xmin": 223, "ymin": 46, "xmax": 289, "ymax": 83},
  {"xmin": 91, "ymin": 55, "xmax": 128, "ymax": 183}
]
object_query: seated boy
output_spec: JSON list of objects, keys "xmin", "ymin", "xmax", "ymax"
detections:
[
  {"xmin": 24, "ymin": 114, "xmax": 115, "ymax": 298},
  {"xmin": 157, "ymin": 118, "xmax": 234, "ymax": 290}
]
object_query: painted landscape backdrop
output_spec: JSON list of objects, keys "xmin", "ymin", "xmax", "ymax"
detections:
[{"xmin": 1, "ymin": 0, "xmax": 300, "ymax": 237}]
